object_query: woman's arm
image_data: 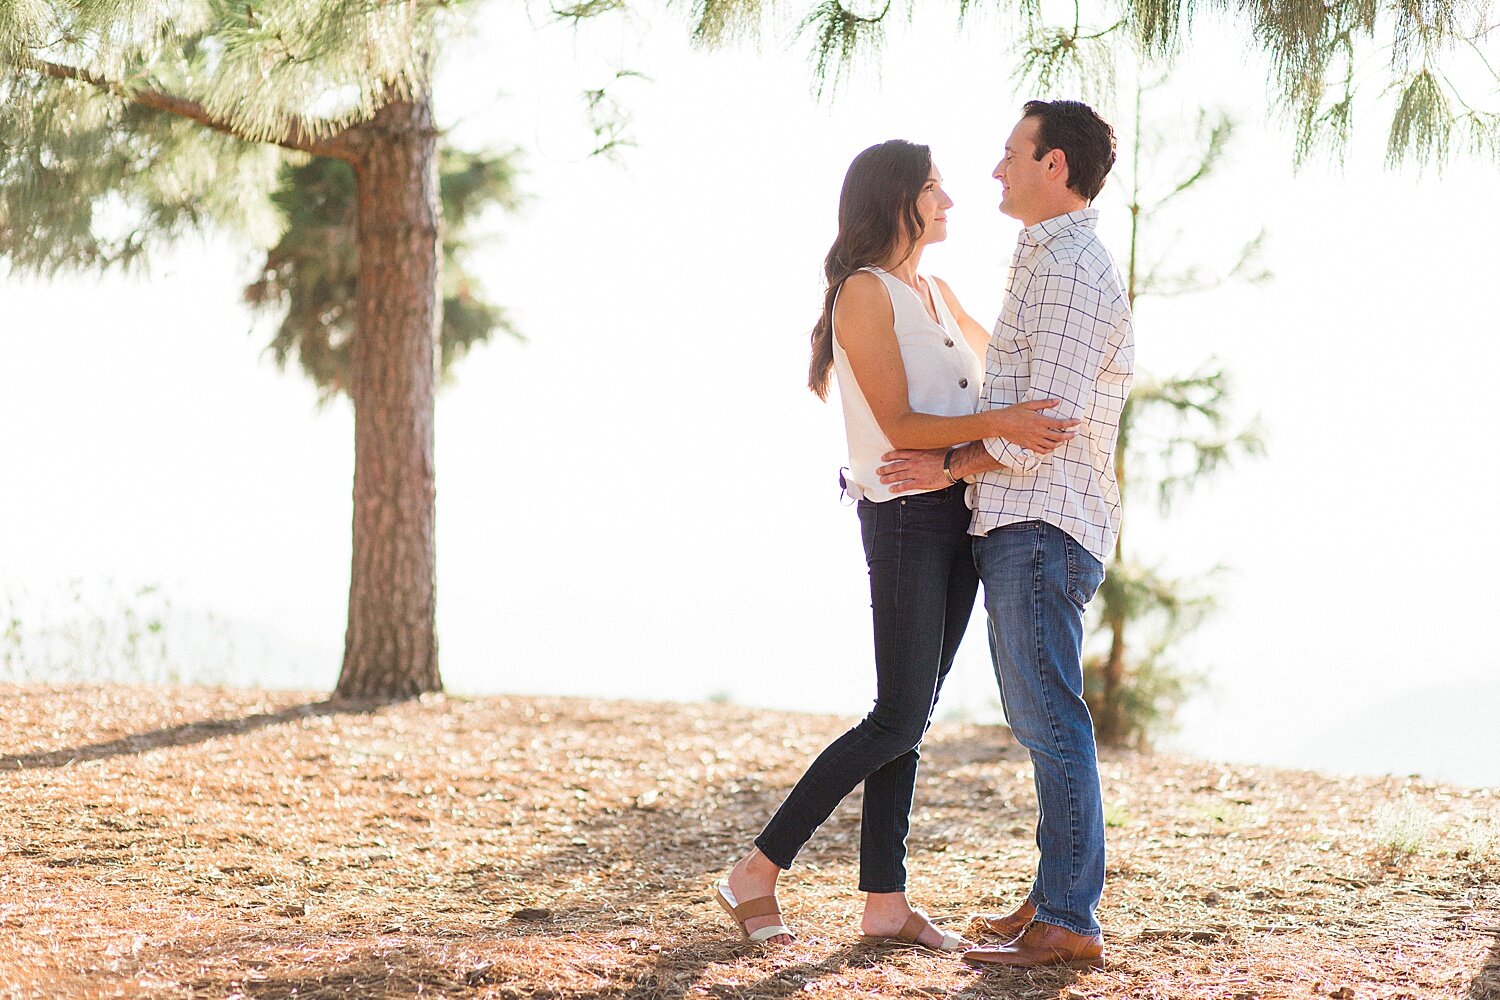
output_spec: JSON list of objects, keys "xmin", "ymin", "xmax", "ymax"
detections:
[{"xmin": 836, "ymin": 272, "xmax": 1076, "ymax": 452}]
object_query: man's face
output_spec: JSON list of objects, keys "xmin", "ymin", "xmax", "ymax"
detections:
[{"xmin": 992, "ymin": 117, "xmax": 1055, "ymax": 224}]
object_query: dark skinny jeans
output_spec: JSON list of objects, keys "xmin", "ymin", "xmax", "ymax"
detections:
[{"xmin": 756, "ymin": 483, "xmax": 978, "ymax": 893}]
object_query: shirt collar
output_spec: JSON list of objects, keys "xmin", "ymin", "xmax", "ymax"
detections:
[{"xmin": 1018, "ymin": 207, "xmax": 1099, "ymax": 247}]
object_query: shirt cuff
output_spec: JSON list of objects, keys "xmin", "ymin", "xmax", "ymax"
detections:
[{"xmin": 982, "ymin": 435, "xmax": 1040, "ymax": 475}]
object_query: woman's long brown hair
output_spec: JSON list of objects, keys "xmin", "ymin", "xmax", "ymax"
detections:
[{"xmin": 807, "ymin": 140, "xmax": 933, "ymax": 400}]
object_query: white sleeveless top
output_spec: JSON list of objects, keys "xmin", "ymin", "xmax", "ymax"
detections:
[{"xmin": 831, "ymin": 267, "xmax": 983, "ymax": 503}]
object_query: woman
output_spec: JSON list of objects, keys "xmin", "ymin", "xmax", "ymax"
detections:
[{"xmin": 713, "ymin": 140, "xmax": 1077, "ymax": 950}]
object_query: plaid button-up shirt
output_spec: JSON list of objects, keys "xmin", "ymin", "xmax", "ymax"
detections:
[{"xmin": 968, "ymin": 208, "xmax": 1135, "ymax": 564}]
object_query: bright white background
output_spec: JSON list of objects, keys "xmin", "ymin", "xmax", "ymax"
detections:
[{"xmin": 2, "ymin": 4, "xmax": 1497, "ymax": 785}]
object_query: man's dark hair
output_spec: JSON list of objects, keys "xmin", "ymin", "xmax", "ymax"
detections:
[{"xmin": 1022, "ymin": 99, "xmax": 1116, "ymax": 201}]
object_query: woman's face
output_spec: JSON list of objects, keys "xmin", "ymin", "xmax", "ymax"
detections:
[{"xmin": 913, "ymin": 166, "xmax": 954, "ymax": 246}]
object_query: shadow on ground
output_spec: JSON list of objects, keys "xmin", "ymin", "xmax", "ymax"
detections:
[
  {"xmin": 555, "ymin": 942, "xmax": 877, "ymax": 1000},
  {"xmin": 113, "ymin": 929, "xmax": 916, "ymax": 1000},
  {"xmin": 0, "ymin": 699, "xmax": 384, "ymax": 770}
]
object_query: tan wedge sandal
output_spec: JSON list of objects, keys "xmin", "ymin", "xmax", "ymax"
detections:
[
  {"xmin": 859, "ymin": 910, "xmax": 967, "ymax": 953},
  {"xmin": 712, "ymin": 880, "xmax": 795, "ymax": 944}
]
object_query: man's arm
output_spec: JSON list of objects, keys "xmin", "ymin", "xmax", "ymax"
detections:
[
  {"xmin": 836, "ymin": 271, "xmax": 1072, "ymax": 450},
  {"xmin": 876, "ymin": 442, "xmax": 1004, "ymax": 494},
  {"xmin": 982, "ymin": 262, "xmax": 1116, "ymax": 475}
]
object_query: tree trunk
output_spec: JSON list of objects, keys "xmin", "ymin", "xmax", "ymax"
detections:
[
  {"xmin": 1098, "ymin": 616, "xmax": 1126, "ymax": 744},
  {"xmin": 334, "ymin": 97, "xmax": 442, "ymax": 700},
  {"xmin": 1097, "ymin": 445, "xmax": 1128, "ymax": 744}
]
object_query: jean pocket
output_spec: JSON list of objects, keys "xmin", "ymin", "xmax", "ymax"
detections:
[{"xmin": 1065, "ymin": 540, "xmax": 1105, "ymax": 610}]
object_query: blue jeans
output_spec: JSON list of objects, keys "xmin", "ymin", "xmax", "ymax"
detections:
[
  {"xmin": 974, "ymin": 519, "xmax": 1107, "ymax": 936},
  {"xmin": 756, "ymin": 483, "xmax": 978, "ymax": 893}
]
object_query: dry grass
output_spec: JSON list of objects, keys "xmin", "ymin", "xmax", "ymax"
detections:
[{"xmin": 0, "ymin": 684, "xmax": 1496, "ymax": 999}]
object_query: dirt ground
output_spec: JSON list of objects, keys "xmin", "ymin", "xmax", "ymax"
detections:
[{"xmin": 0, "ymin": 685, "xmax": 1495, "ymax": 999}]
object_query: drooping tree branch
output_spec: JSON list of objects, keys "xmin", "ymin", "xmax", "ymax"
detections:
[{"xmin": 28, "ymin": 58, "xmax": 362, "ymax": 162}]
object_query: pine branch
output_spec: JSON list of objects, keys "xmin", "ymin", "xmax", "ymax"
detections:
[
  {"xmin": 798, "ymin": 0, "xmax": 892, "ymax": 97},
  {"xmin": 553, "ymin": 0, "xmax": 628, "ymax": 25},
  {"xmin": 1153, "ymin": 113, "xmax": 1232, "ymax": 207},
  {"xmin": 27, "ymin": 58, "xmax": 360, "ymax": 162},
  {"xmin": 1386, "ymin": 66, "xmax": 1451, "ymax": 166},
  {"xmin": 583, "ymin": 69, "xmax": 646, "ymax": 159}
]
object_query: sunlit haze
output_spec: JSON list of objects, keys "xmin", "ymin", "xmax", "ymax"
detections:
[{"xmin": 3, "ymin": 4, "xmax": 1497, "ymax": 786}]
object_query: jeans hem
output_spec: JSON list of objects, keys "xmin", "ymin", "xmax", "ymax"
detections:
[
  {"xmin": 1031, "ymin": 912, "xmax": 1099, "ymax": 937},
  {"xmin": 857, "ymin": 883, "xmax": 907, "ymax": 895},
  {"xmin": 752, "ymin": 837, "xmax": 794, "ymax": 872}
]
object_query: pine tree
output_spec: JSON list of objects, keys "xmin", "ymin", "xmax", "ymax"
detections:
[
  {"xmin": 243, "ymin": 147, "xmax": 521, "ymax": 401},
  {"xmin": 0, "ymin": 1, "xmax": 548, "ymax": 699},
  {"xmin": 704, "ymin": 0, "xmax": 1492, "ymax": 741},
  {"xmin": 1070, "ymin": 83, "xmax": 1266, "ymax": 746}
]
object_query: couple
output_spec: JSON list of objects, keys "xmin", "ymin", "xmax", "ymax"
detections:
[{"xmin": 713, "ymin": 100, "xmax": 1134, "ymax": 970}]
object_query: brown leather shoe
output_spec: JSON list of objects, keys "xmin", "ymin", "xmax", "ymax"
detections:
[
  {"xmin": 962, "ymin": 921, "xmax": 1104, "ymax": 970},
  {"xmin": 967, "ymin": 900, "xmax": 1036, "ymax": 943}
]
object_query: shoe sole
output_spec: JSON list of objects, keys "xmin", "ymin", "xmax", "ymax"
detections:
[
  {"xmin": 962, "ymin": 954, "xmax": 1105, "ymax": 970},
  {"xmin": 711, "ymin": 880, "xmax": 794, "ymax": 945},
  {"xmin": 858, "ymin": 936, "xmax": 965, "ymax": 954},
  {"xmin": 711, "ymin": 883, "xmax": 748, "ymax": 940}
]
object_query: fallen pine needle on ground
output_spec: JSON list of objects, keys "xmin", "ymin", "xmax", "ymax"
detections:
[{"xmin": 0, "ymin": 685, "xmax": 1496, "ymax": 999}]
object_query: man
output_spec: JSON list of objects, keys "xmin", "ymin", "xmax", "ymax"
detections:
[{"xmin": 877, "ymin": 100, "xmax": 1134, "ymax": 969}]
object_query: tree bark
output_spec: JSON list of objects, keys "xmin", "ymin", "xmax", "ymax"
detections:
[
  {"xmin": 1098, "ymin": 617, "xmax": 1126, "ymax": 744},
  {"xmin": 1098, "ymin": 439, "xmax": 1129, "ymax": 744},
  {"xmin": 334, "ymin": 97, "xmax": 442, "ymax": 700}
]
